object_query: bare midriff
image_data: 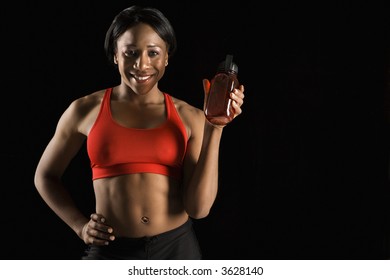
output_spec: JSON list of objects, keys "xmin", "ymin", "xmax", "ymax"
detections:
[{"xmin": 93, "ymin": 173, "xmax": 188, "ymax": 238}]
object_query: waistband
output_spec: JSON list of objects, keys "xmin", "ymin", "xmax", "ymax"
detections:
[{"xmin": 111, "ymin": 218, "xmax": 193, "ymax": 246}]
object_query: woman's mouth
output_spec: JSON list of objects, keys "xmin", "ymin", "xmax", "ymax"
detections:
[{"xmin": 132, "ymin": 74, "xmax": 152, "ymax": 82}]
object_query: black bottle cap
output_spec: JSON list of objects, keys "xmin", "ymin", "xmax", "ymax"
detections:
[{"xmin": 218, "ymin": 54, "xmax": 238, "ymax": 73}]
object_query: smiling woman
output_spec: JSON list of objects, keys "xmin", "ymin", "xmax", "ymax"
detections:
[{"xmin": 33, "ymin": 5, "xmax": 245, "ymax": 260}]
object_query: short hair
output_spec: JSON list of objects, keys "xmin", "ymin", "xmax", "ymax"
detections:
[{"xmin": 104, "ymin": 5, "xmax": 177, "ymax": 66}]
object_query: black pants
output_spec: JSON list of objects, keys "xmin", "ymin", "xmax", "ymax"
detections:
[{"xmin": 81, "ymin": 218, "xmax": 202, "ymax": 260}]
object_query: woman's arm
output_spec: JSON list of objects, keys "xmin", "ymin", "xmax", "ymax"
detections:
[
  {"xmin": 34, "ymin": 99, "xmax": 114, "ymax": 245},
  {"xmin": 34, "ymin": 100, "xmax": 90, "ymax": 237},
  {"xmin": 182, "ymin": 80, "xmax": 245, "ymax": 218}
]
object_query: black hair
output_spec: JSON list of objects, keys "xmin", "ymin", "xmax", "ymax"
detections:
[{"xmin": 104, "ymin": 5, "xmax": 177, "ymax": 66}]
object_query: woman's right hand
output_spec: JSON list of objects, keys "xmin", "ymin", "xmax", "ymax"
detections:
[{"xmin": 80, "ymin": 213, "xmax": 115, "ymax": 245}]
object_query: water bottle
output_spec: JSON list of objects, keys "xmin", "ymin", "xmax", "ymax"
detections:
[{"xmin": 204, "ymin": 54, "xmax": 239, "ymax": 125}]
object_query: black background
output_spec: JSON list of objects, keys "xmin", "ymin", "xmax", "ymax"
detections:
[{"xmin": 1, "ymin": 0, "xmax": 388, "ymax": 259}]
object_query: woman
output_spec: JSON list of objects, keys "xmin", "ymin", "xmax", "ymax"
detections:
[{"xmin": 34, "ymin": 5, "xmax": 245, "ymax": 259}]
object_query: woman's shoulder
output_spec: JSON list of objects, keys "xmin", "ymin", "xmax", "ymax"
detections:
[
  {"xmin": 73, "ymin": 89, "xmax": 106, "ymax": 106},
  {"xmin": 60, "ymin": 88, "xmax": 107, "ymax": 123},
  {"xmin": 168, "ymin": 94, "xmax": 205, "ymax": 135},
  {"xmin": 60, "ymin": 88, "xmax": 109, "ymax": 135},
  {"xmin": 169, "ymin": 94, "xmax": 203, "ymax": 116},
  {"xmin": 68, "ymin": 89, "xmax": 107, "ymax": 113}
]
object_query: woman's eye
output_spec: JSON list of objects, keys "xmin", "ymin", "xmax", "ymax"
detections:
[
  {"xmin": 124, "ymin": 51, "xmax": 137, "ymax": 57},
  {"xmin": 149, "ymin": 51, "xmax": 159, "ymax": 57}
]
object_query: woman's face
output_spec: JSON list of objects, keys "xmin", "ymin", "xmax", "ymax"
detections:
[{"xmin": 115, "ymin": 23, "xmax": 168, "ymax": 95}]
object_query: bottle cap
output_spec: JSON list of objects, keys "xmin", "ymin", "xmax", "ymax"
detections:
[{"xmin": 218, "ymin": 54, "xmax": 238, "ymax": 73}]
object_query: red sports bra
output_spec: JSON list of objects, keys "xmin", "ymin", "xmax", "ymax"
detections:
[{"xmin": 87, "ymin": 88, "xmax": 188, "ymax": 181}]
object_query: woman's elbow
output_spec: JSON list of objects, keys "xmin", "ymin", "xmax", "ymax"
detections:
[{"xmin": 186, "ymin": 206, "xmax": 211, "ymax": 219}]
